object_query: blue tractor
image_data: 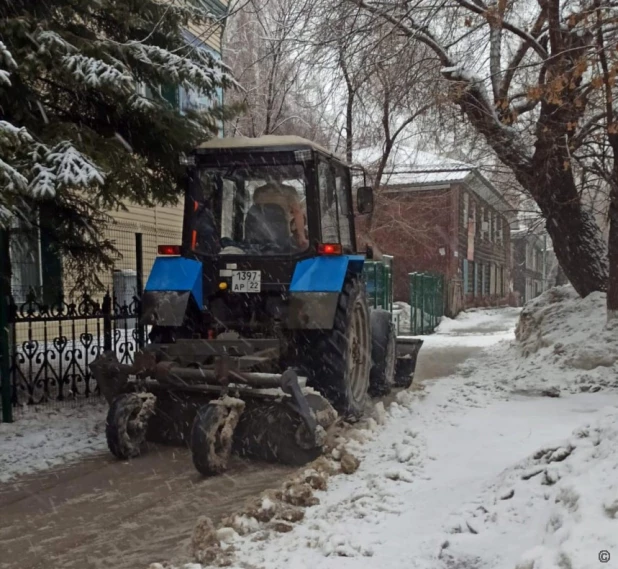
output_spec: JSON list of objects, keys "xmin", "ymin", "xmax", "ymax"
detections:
[{"xmin": 91, "ymin": 135, "xmax": 423, "ymax": 476}]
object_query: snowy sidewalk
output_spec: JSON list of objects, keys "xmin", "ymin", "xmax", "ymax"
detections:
[
  {"xmin": 223, "ymin": 378, "xmax": 618, "ymax": 569},
  {"xmin": 0, "ymin": 401, "xmax": 108, "ymax": 483}
]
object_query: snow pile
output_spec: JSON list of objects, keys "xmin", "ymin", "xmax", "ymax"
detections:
[
  {"xmin": 161, "ymin": 372, "xmax": 618, "ymax": 569},
  {"xmin": 453, "ymin": 286, "xmax": 618, "ymax": 396},
  {"xmin": 441, "ymin": 407, "xmax": 618, "ymax": 569},
  {"xmin": 516, "ymin": 286, "xmax": 617, "ymax": 370},
  {"xmin": 0, "ymin": 401, "xmax": 107, "ymax": 483}
]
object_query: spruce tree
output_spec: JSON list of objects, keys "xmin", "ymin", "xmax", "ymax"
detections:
[{"xmin": 0, "ymin": 0, "xmax": 234, "ymax": 284}]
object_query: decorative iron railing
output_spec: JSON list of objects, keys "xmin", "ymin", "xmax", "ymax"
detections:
[{"xmin": 8, "ymin": 290, "xmax": 143, "ymax": 405}]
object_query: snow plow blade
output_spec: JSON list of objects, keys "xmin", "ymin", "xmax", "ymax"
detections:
[{"xmin": 89, "ymin": 347, "xmax": 337, "ymax": 473}]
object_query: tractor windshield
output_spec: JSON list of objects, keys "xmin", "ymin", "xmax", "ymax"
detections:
[{"xmin": 189, "ymin": 162, "xmax": 309, "ymax": 256}]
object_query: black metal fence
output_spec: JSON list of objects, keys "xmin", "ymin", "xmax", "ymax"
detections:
[
  {"xmin": 8, "ymin": 289, "xmax": 142, "ymax": 407},
  {"xmin": 0, "ymin": 228, "xmax": 161, "ymax": 422}
]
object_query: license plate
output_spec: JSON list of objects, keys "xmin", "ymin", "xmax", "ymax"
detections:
[{"xmin": 231, "ymin": 270, "xmax": 261, "ymax": 293}]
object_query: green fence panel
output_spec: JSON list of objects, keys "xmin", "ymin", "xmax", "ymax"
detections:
[
  {"xmin": 363, "ymin": 257, "xmax": 395, "ymax": 313},
  {"xmin": 408, "ymin": 270, "xmax": 446, "ymax": 336}
]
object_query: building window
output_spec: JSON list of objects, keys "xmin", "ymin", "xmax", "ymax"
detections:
[
  {"xmin": 10, "ymin": 226, "xmax": 42, "ymax": 304},
  {"xmin": 480, "ymin": 207, "xmax": 489, "ymax": 240},
  {"xmin": 484, "ymin": 264, "xmax": 491, "ymax": 295},
  {"xmin": 463, "ymin": 259, "xmax": 469, "ymax": 294},
  {"xmin": 478, "ymin": 262, "xmax": 484, "ymax": 294},
  {"xmin": 463, "ymin": 192, "xmax": 469, "ymax": 224},
  {"xmin": 497, "ymin": 216, "xmax": 502, "ymax": 244},
  {"xmin": 9, "ymin": 210, "xmax": 63, "ymax": 305},
  {"xmin": 489, "ymin": 211, "xmax": 494, "ymax": 242}
]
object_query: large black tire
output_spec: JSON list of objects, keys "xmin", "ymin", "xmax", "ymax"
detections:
[
  {"xmin": 369, "ymin": 309, "xmax": 397, "ymax": 397},
  {"xmin": 191, "ymin": 402, "xmax": 243, "ymax": 476},
  {"xmin": 106, "ymin": 393, "xmax": 153, "ymax": 460},
  {"xmin": 310, "ymin": 278, "xmax": 371, "ymax": 420}
]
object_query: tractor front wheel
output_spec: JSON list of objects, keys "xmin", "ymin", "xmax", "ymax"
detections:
[
  {"xmin": 191, "ymin": 400, "xmax": 244, "ymax": 476},
  {"xmin": 312, "ymin": 279, "xmax": 371, "ymax": 420},
  {"xmin": 106, "ymin": 393, "xmax": 156, "ymax": 460}
]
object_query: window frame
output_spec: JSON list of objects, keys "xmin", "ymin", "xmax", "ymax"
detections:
[{"xmin": 317, "ymin": 157, "xmax": 355, "ymax": 252}]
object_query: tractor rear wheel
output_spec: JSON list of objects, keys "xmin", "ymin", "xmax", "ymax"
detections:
[
  {"xmin": 369, "ymin": 309, "xmax": 397, "ymax": 397},
  {"xmin": 311, "ymin": 278, "xmax": 371, "ymax": 420}
]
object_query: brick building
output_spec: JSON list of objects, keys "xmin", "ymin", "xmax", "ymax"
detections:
[{"xmin": 357, "ymin": 146, "xmax": 515, "ymax": 316}]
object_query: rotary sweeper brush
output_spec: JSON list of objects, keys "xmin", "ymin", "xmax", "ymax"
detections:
[{"xmin": 90, "ymin": 135, "xmax": 423, "ymax": 476}]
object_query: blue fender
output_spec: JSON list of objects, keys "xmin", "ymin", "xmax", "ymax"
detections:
[
  {"xmin": 144, "ymin": 257, "xmax": 203, "ymax": 306},
  {"xmin": 141, "ymin": 257, "xmax": 203, "ymax": 328},
  {"xmin": 290, "ymin": 255, "xmax": 365, "ymax": 293}
]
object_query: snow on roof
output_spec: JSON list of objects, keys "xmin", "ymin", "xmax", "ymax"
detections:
[
  {"xmin": 354, "ymin": 144, "xmax": 473, "ymax": 186},
  {"xmin": 197, "ymin": 135, "xmax": 337, "ymax": 158}
]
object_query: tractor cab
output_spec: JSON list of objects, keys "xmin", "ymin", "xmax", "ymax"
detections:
[{"xmin": 182, "ymin": 135, "xmax": 372, "ymax": 261}]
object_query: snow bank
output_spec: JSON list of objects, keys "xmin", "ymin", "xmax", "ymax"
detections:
[
  {"xmin": 453, "ymin": 286, "xmax": 618, "ymax": 396},
  {"xmin": 516, "ymin": 286, "xmax": 617, "ymax": 370},
  {"xmin": 442, "ymin": 407, "xmax": 618, "ymax": 569},
  {"xmin": 0, "ymin": 401, "xmax": 107, "ymax": 483},
  {"xmin": 155, "ymin": 298, "xmax": 618, "ymax": 569}
]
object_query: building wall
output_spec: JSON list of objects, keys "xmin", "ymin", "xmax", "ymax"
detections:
[
  {"xmin": 364, "ymin": 188, "xmax": 454, "ymax": 303},
  {"xmin": 360, "ymin": 181, "xmax": 513, "ymax": 316},
  {"xmin": 511, "ymin": 235, "xmax": 546, "ymax": 305},
  {"xmin": 456, "ymin": 184, "xmax": 512, "ymax": 309}
]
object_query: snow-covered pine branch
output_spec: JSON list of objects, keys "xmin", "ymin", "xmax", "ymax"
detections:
[
  {"xmin": 0, "ymin": 0, "xmax": 234, "ymax": 277},
  {"xmin": 61, "ymin": 54, "xmax": 134, "ymax": 93},
  {"xmin": 0, "ymin": 121, "xmax": 33, "ymax": 149},
  {"xmin": 29, "ymin": 142, "xmax": 105, "ymax": 197},
  {"xmin": 35, "ymin": 30, "xmax": 78, "ymax": 55},
  {"xmin": 113, "ymin": 40, "xmax": 236, "ymax": 94}
]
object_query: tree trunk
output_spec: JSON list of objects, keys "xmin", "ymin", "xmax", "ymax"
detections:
[
  {"xmin": 540, "ymin": 198, "xmax": 608, "ymax": 297},
  {"xmin": 607, "ymin": 174, "xmax": 618, "ymax": 321},
  {"xmin": 526, "ymin": 102, "xmax": 609, "ymax": 297},
  {"xmin": 345, "ymin": 90, "xmax": 354, "ymax": 164},
  {"xmin": 0, "ymin": 229, "xmax": 11, "ymax": 299}
]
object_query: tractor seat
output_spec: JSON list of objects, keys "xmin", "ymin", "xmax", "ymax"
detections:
[{"xmin": 244, "ymin": 203, "xmax": 291, "ymax": 245}]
